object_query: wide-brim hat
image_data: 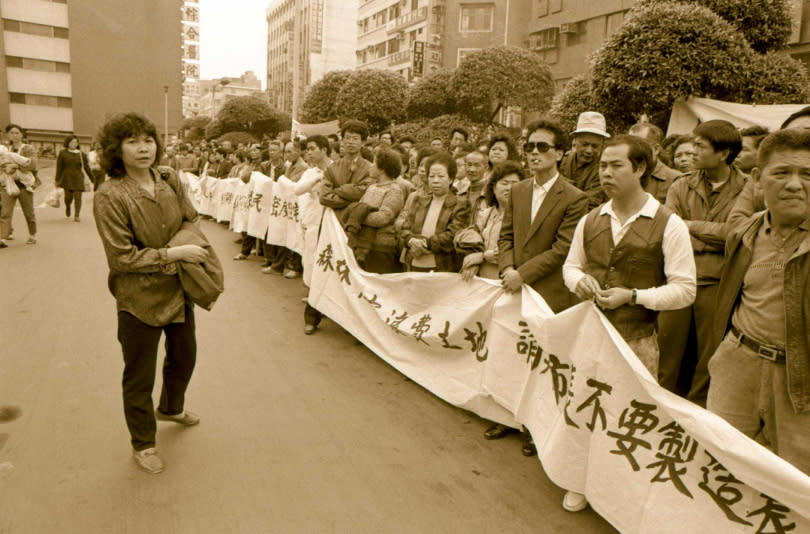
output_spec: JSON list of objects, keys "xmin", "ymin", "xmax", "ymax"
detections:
[{"xmin": 571, "ymin": 111, "xmax": 610, "ymax": 138}]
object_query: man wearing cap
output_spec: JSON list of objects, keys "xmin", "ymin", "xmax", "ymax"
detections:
[
  {"xmin": 707, "ymin": 129, "xmax": 810, "ymax": 475},
  {"xmin": 664, "ymin": 120, "xmax": 745, "ymax": 405},
  {"xmin": 560, "ymin": 111, "xmax": 611, "ymax": 210}
]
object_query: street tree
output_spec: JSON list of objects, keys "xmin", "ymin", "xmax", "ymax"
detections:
[
  {"xmin": 300, "ymin": 70, "xmax": 354, "ymax": 123},
  {"xmin": 216, "ymin": 96, "xmax": 282, "ymax": 138},
  {"xmin": 638, "ymin": 0, "xmax": 793, "ymax": 54},
  {"xmin": 335, "ymin": 69, "xmax": 408, "ymax": 133},
  {"xmin": 549, "ymin": 75, "xmax": 596, "ymax": 134},
  {"xmin": 450, "ymin": 46, "xmax": 555, "ymax": 123},
  {"xmin": 182, "ymin": 115, "xmax": 212, "ymax": 141},
  {"xmin": 590, "ymin": 2, "xmax": 754, "ymax": 130},
  {"xmin": 405, "ymin": 69, "xmax": 455, "ymax": 120},
  {"xmin": 204, "ymin": 119, "xmax": 224, "ymax": 140}
]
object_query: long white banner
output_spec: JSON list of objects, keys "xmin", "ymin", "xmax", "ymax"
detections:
[{"xmin": 307, "ymin": 208, "xmax": 810, "ymax": 534}]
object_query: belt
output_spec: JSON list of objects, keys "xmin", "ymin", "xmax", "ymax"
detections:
[{"xmin": 730, "ymin": 325, "xmax": 786, "ymax": 364}]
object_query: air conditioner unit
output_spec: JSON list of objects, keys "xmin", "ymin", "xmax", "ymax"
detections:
[{"xmin": 559, "ymin": 23, "xmax": 578, "ymax": 34}]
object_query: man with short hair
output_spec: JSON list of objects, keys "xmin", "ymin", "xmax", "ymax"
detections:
[
  {"xmin": 664, "ymin": 120, "xmax": 745, "ymax": 404},
  {"xmin": 260, "ymin": 140, "xmax": 290, "ymax": 274},
  {"xmin": 449, "ymin": 127, "xmax": 469, "ymax": 155},
  {"xmin": 460, "ymin": 150, "xmax": 489, "ymax": 223},
  {"xmin": 492, "ymin": 120, "xmax": 589, "ymax": 454},
  {"xmin": 707, "ymin": 129, "xmax": 810, "ymax": 475},
  {"xmin": 271, "ymin": 140, "xmax": 309, "ymax": 279},
  {"xmin": 398, "ymin": 136, "xmax": 415, "ymax": 152},
  {"xmin": 560, "ymin": 111, "xmax": 611, "ymax": 210},
  {"xmin": 174, "ymin": 144, "xmax": 198, "ymax": 175},
  {"xmin": 562, "ymin": 135, "xmax": 696, "ymax": 512},
  {"xmin": 628, "ymin": 122, "xmax": 681, "ymax": 203},
  {"xmin": 727, "ymin": 125, "xmax": 770, "ymax": 229},
  {"xmin": 379, "ymin": 131, "xmax": 394, "ymax": 145},
  {"xmin": 319, "ymin": 120, "xmax": 374, "ymax": 220},
  {"xmin": 430, "ymin": 137, "xmax": 444, "ymax": 150}
]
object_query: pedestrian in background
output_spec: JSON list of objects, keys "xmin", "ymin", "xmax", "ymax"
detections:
[
  {"xmin": 88, "ymin": 142, "xmax": 106, "ymax": 190},
  {"xmin": 55, "ymin": 135, "xmax": 93, "ymax": 222},
  {"xmin": 94, "ymin": 112, "xmax": 207, "ymax": 474},
  {"xmin": 3, "ymin": 123, "xmax": 38, "ymax": 241},
  {"xmin": 0, "ymin": 150, "xmax": 37, "ymax": 247}
]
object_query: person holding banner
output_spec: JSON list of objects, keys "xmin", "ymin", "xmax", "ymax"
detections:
[
  {"xmin": 399, "ymin": 152, "xmax": 470, "ymax": 273},
  {"xmin": 93, "ymin": 112, "xmax": 208, "ymax": 474},
  {"xmin": 494, "ymin": 120, "xmax": 588, "ymax": 452},
  {"xmin": 260, "ymin": 140, "xmax": 289, "ymax": 274},
  {"xmin": 562, "ymin": 134, "xmax": 696, "ymax": 512},
  {"xmin": 707, "ymin": 129, "xmax": 810, "ymax": 476}
]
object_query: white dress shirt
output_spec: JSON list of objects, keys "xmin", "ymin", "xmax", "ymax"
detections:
[
  {"xmin": 531, "ymin": 174, "xmax": 558, "ymax": 221},
  {"xmin": 563, "ymin": 193, "xmax": 696, "ymax": 310}
]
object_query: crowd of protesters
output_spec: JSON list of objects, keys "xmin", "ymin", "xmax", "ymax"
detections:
[
  {"xmin": 15, "ymin": 101, "xmax": 798, "ymax": 499},
  {"xmin": 150, "ymin": 107, "xmax": 810, "ymax": 511}
]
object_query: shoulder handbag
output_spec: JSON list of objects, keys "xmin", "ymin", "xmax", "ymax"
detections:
[{"xmin": 453, "ymin": 206, "xmax": 493, "ymax": 253}]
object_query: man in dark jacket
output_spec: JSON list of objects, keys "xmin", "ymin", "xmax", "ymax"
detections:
[{"xmin": 707, "ymin": 129, "xmax": 810, "ymax": 476}]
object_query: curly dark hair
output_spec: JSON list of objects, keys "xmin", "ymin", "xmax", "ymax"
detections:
[
  {"xmin": 97, "ymin": 113, "xmax": 163, "ymax": 178},
  {"xmin": 487, "ymin": 134, "xmax": 520, "ymax": 164},
  {"xmin": 484, "ymin": 161, "xmax": 526, "ymax": 209},
  {"xmin": 63, "ymin": 134, "xmax": 80, "ymax": 148}
]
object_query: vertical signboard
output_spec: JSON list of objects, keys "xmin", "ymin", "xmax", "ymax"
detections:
[
  {"xmin": 412, "ymin": 41, "xmax": 425, "ymax": 77},
  {"xmin": 182, "ymin": 0, "xmax": 201, "ymax": 118}
]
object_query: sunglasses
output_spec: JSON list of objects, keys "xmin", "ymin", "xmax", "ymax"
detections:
[{"xmin": 523, "ymin": 142, "xmax": 555, "ymax": 153}]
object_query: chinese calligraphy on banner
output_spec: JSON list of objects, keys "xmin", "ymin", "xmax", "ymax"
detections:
[{"xmin": 308, "ymin": 208, "xmax": 810, "ymax": 534}]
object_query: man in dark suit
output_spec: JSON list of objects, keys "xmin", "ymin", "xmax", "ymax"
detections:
[
  {"xmin": 499, "ymin": 119, "xmax": 589, "ymax": 313},
  {"xmin": 490, "ymin": 119, "xmax": 588, "ymax": 453}
]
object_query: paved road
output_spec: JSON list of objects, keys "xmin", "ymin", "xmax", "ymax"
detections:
[{"xmin": 0, "ymin": 168, "xmax": 616, "ymax": 533}]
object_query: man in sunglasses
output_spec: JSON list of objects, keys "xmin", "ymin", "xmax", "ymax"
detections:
[
  {"xmin": 560, "ymin": 111, "xmax": 611, "ymax": 210},
  {"xmin": 499, "ymin": 119, "xmax": 588, "ymax": 313},
  {"xmin": 492, "ymin": 119, "xmax": 588, "ymax": 454}
]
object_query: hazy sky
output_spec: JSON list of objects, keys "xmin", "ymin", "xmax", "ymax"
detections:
[{"xmin": 199, "ymin": 0, "xmax": 269, "ymax": 88}]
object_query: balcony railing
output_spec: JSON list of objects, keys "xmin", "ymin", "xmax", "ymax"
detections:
[
  {"xmin": 386, "ymin": 7, "xmax": 427, "ymax": 34},
  {"xmin": 388, "ymin": 49, "xmax": 411, "ymax": 66}
]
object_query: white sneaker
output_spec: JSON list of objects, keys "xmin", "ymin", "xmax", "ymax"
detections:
[
  {"xmin": 562, "ymin": 491, "xmax": 588, "ymax": 512},
  {"xmin": 133, "ymin": 447, "xmax": 164, "ymax": 474}
]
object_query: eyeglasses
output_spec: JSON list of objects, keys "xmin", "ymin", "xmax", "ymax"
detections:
[{"xmin": 523, "ymin": 142, "xmax": 555, "ymax": 153}]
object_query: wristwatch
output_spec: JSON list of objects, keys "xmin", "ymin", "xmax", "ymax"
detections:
[{"xmin": 630, "ymin": 288, "xmax": 638, "ymax": 306}]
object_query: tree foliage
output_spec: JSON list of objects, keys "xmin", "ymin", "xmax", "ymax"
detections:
[
  {"xmin": 405, "ymin": 69, "xmax": 455, "ymax": 120},
  {"xmin": 638, "ymin": 0, "xmax": 793, "ymax": 54},
  {"xmin": 591, "ymin": 2, "xmax": 755, "ymax": 131},
  {"xmin": 216, "ymin": 96, "xmax": 286, "ymax": 138},
  {"xmin": 747, "ymin": 52, "xmax": 810, "ymax": 104},
  {"xmin": 204, "ymin": 119, "xmax": 224, "ymax": 140},
  {"xmin": 450, "ymin": 47, "xmax": 555, "ymax": 123},
  {"xmin": 182, "ymin": 115, "xmax": 212, "ymax": 141},
  {"xmin": 549, "ymin": 75, "xmax": 596, "ymax": 134},
  {"xmin": 335, "ymin": 69, "xmax": 408, "ymax": 133},
  {"xmin": 300, "ymin": 70, "xmax": 354, "ymax": 123},
  {"xmin": 391, "ymin": 114, "xmax": 487, "ymax": 146}
]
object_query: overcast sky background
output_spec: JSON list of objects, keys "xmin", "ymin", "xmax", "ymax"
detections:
[{"xmin": 199, "ymin": 0, "xmax": 269, "ymax": 88}]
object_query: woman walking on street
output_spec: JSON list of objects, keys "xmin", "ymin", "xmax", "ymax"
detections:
[
  {"xmin": 93, "ymin": 113, "xmax": 207, "ymax": 474},
  {"xmin": 55, "ymin": 135, "xmax": 93, "ymax": 222},
  {"xmin": 2, "ymin": 124, "xmax": 38, "ymax": 243}
]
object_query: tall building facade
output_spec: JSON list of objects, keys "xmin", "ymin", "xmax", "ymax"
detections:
[
  {"xmin": 266, "ymin": 0, "xmax": 357, "ymax": 118},
  {"xmin": 0, "ymin": 0, "xmax": 183, "ymax": 148},
  {"xmin": 181, "ymin": 0, "xmax": 201, "ymax": 118}
]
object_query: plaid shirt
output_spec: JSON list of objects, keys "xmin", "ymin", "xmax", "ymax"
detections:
[{"xmin": 93, "ymin": 167, "xmax": 198, "ymax": 326}]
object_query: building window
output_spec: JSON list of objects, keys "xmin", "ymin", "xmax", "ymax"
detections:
[
  {"xmin": 6, "ymin": 55, "xmax": 71, "ymax": 72},
  {"xmin": 457, "ymin": 48, "xmax": 481, "ymax": 66},
  {"xmin": 411, "ymin": 0, "xmax": 419, "ymax": 11},
  {"xmin": 529, "ymin": 28, "xmax": 559, "ymax": 50},
  {"xmin": 459, "ymin": 4, "xmax": 494, "ymax": 32},
  {"xmin": 3, "ymin": 19, "xmax": 69, "ymax": 39},
  {"xmin": 8, "ymin": 92, "xmax": 72, "ymax": 108}
]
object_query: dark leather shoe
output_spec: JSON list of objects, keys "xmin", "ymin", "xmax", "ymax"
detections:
[
  {"xmin": 522, "ymin": 433, "xmax": 537, "ymax": 457},
  {"xmin": 484, "ymin": 423, "xmax": 517, "ymax": 440}
]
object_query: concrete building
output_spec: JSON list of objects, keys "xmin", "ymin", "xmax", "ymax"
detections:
[
  {"xmin": 266, "ymin": 0, "xmax": 357, "ymax": 118},
  {"xmin": 0, "ymin": 0, "xmax": 183, "ymax": 150},
  {"xmin": 356, "ymin": 0, "xmax": 442, "ymax": 80},
  {"xmin": 196, "ymin": 71, "xmax": 266, "ymax": 118},
  {"xmin": 442, "ymin": 0, "xmax": 531, "ymax": 68}
]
